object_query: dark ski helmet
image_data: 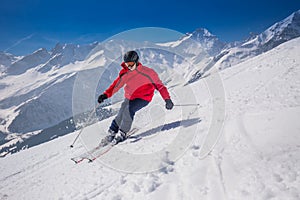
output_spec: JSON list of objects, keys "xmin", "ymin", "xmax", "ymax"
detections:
[{"xmin": 124, "ymin": 51, "xmax": 139, "ymax": 64}]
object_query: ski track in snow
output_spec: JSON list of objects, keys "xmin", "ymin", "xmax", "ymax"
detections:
[{"xmin": 1, "ymin": 38, "xmax": 300, "ymax": 199}]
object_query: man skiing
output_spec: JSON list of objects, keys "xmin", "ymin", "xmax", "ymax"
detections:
[{"xmin": 97, "ymin": 50, "xmax": 174, "ymax": 145}]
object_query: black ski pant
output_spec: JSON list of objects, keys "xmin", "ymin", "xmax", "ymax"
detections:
[{"xmin": 109, "ymin": 98, "xmax": 149, "ymax": 134}]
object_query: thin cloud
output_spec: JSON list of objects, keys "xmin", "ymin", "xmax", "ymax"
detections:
[{"xmin": 5, "ymin": 33, "xmax": 35, "ymax": 52}]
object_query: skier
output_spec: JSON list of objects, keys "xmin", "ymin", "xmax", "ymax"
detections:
[{"xmin": 97, "ymin": 50, "xmax": 174, "ymax": 145}]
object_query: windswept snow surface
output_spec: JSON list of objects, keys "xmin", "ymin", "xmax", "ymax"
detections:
[{"xmin": 1, "ymin": 38, "xmax": 300, "ymax": 199}]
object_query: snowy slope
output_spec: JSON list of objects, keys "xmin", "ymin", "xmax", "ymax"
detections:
[
  {"xmin": 1, "ymin": 10, "xmax": 299, "ymax": 151},
  {"xmin": 0, "ymin": 52, "xmax": 19, "ymax": 73},
  {"xmin": 3, "ymin": 8, "xmax": 298, "ymax": 153},
  {"xmin": 0, "ymin": 36, "xmax": 299, "ymax": 200},
  {"xmin": 0, "ymin": 36, "xmax": 213, "ymax": 157}
]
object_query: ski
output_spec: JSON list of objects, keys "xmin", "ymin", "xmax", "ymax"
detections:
[
  {"xmin": 71, "ymin": 128, "xmax": 139, "ymax": 164},
  {"xmin": 71, "ymin": 144, "xmax": 112, "ymax": 163}
]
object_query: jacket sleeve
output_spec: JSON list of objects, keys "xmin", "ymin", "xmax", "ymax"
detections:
[
  {"xmin": 103, "ymin": 70, "xmax": 126, "ymax": 98},
  {"xmin": 150, "ymin": 69, "xmax": 171, "ymax": 100}
]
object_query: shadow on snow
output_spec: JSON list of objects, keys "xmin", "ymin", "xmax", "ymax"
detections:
[{"xmin": 129, "ymin": 118, "xmax": 201, "ymax": 143}]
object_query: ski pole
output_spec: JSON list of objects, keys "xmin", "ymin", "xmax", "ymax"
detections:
[
  {"xmin": 70, "ymin": 104, "xmax": 100, "ymax": 148},
  {"xmin": 174, "ymin": 103, "xmax": 201, "ymax": 107}
]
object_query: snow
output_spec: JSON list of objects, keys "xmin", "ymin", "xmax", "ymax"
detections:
[
  {"xmin": 4, "ymin": 9, "xmax": 299, "ymax": 139},
  {"xmin": 157, "ymin": 34, "xmax": 193, "ymax": 48},
  {"xmin": 0, "ymin": 34, "xmax": 299, "ymax": 199},
  {"xmin": 0, "ymin": 42, "xmax": 103, "ymax": 135},
  {"xmin": 213, "ymin": 9, "xmax": 300, "ymax": 70}
]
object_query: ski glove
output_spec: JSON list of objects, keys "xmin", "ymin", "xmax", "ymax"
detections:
[
  {"xmin": 165, "ymin": 99, "xmax": 174, "ymax": 110},
  {"xmin": 98, "ymin": 94, "xmax": 108, "ymax": 104}
]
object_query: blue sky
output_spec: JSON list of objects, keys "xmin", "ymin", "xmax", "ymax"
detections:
[{"xmin": 1, "ymin": 0, "xmax": 300, "ymax": 55}]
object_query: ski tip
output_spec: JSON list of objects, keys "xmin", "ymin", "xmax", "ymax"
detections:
[{"xmin": 71, "ymin": 158, "xmax": 82, "ymax": 164}]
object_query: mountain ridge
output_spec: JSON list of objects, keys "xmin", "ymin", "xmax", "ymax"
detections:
[{"xmin": 0, "ymin": 10, "xmax": 299, "ymax": 156}]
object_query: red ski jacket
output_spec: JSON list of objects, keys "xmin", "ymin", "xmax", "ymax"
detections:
[{"xmin": 104, "ymin": 62, "xmax": 170, "ymax": 102}]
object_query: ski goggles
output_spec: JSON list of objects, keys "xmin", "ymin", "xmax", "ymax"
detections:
[{"xmin": 125, "ymin": 61, "xmax": 135, "ymax": 68}]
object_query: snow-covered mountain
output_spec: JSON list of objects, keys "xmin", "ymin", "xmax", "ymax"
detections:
[
  {"xmin": 0, "ymin": 10, "xmax": 300, "ymax": 157},
  {"xmin": 0, "ymin": 42, "xmax": 99, "ymax": 132},
  {"xmin": 0, "ymin": 52, "xmax": 19, "ymax": 75},
  {"xmin": 0, "ymin": 36, "xmax": 299, "ymax": 200},
  {"xmin": 158, "ymin": 28, "xmax": 225, "ymax": 57},
  {"xmin": 37, "ymin": 42, "xmax": 99, "ymax": 73},
  {"xmin": 187, "ymin": 28, "xmax": 226, "ymax": 56},
  {"xmin": 0, "ymin": 38, "xmax": 208, "ymax": 156},
  {"xmin": 0, "ymin": 52, "xmax": 18, "ymax": 66},
  {"xmin": 213, "ymin": 9, "xmax": 300, "ymax": 69},
  {"xmin": 156, "ymin": 28, "xmax": 224, "ymax": 81},
  {"xmin": 0, "ymin": 42, "xmax": 104, "ymax": 155},
  {"xmin": 6, "ymin": 48, "xmax": 51, "ymax": 75}
]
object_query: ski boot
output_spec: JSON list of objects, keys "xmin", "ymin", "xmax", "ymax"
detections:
[
  {"xmin": 100, "ymin": 129, "xmax": 116, "ymax": 146},
  {"xmin": 111, "ymin": 130, "xmax": 126, "ymax": 145}
]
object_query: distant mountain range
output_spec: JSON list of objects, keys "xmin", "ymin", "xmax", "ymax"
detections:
[
  {"xmin": 214, "ymin": 9, "xmax": 300, "ymax": 69},
  {"xmin": 0, "ymin": 9, "xmax": 299, "ymax": 156}
]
